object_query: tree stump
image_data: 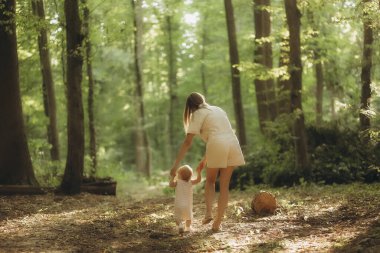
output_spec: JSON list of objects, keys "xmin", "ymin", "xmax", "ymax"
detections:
[{"xmin": 251, "ymin": 191, "xmax": 277, "ymax": 215}]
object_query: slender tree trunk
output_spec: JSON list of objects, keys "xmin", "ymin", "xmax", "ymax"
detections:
[
  {"xmin": 0, "ymin": 0, "xmax": 39, "ymax": 186},
  {"xmin": 166, "ymin": 14, "xmax": 179, "ymax": 157},
  {"xmin": 306, "ymin": 10, "xmax": 324, "ymax": 126},
  {"xmin": 132, "ymin": 0, "xmax": 151, "ymax": 177},
  {"xmin": 224, "ymin": 0, "xmax": 247, "ymax": 147},
  {"xmin": 53, "ymin": 0, "xmax": 67, "ymax": 88},
  {"xmin": 60, "ymin": 0, "xmax": 85, "ymax": 194},
  {"xmin": 253, "ymin": 0, "xmax": 276, "ymax": 132},
  {"xmin": 277, "ymin": 31, "xmax": 291, "ymax": 115},
  {"xmin": 200, "ymin": 13, "xmax": 208, "ymax": 96},
  {"xmin": 330, "ymin": 85, "xmax": 336, "ymax": 121},
  {"xmin": 315, "ymin": 52, "xmax": 324, "ymax": 125},
  {"xmin": 81, "ymin": 0, "xmax": 97, "ymax": 175},
  {"xmin": 359, "ymin": 0, "xmax": 373, "ymax": 130},
  {"xmin": 31, "ymin": 0, "xmax": 60, "ymax": 161},
  {"xmin": 284, "ymin": 0, "xmax": 310, "ymax": 177}
]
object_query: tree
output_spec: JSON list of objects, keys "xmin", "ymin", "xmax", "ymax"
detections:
[
  {"xmin": 284, "ymin": 0, "xmax": 310, "ymax": 176},
  {"xmin": 359, "ymin": 0, "xmax": 374, "ymax": 130},
  {"xmin": 224, "ymin": 0, "xmax": 247, "ymax": 147},
  {"xmin": 132, "ymin": 0, "xmax": 151, "ymax": 177},
  {"xmin": 305, "ymin": 9, "xmax": 324, "ymax": 126},
  {"xmin": 60, "ymin": 0, "xmax": 85, "ymax": 194},
  {"xmin": 165, "ymin": 12, "xmax": 179, "ymax": 158},
  {"xmin": 31, "ymin": 0, "xmax": 60, "ymax": 161},
  {"xmin": 277, "ymin": 29, "xmax": 291, "ymax": 115},
  {"xmin": 199, "ymin": 13, "xmax": 208, "ymax": 96},
  {"xmin": 0, "ymin": 0, "xmax": 39, "ymax": 185},
  {"xmin": 253, "ymin": 0, "xmax": 277, "ymax": 132},
  {"xmin": 81, "ymin": 0, "xmax": 97, "ymax": 175}
]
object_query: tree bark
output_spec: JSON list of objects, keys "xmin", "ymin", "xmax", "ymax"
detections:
[
  {"xmin": 31, "ymin": 0, "xmax": 60, "ymax": 161},
  {"xmin": 277, "ymin": 30, "xmax": 291, "ymax": 115},
  {"xmin": 132, "ymin": 0, "xmax": 151, "ymax": 177},
  {"xmin": 224, "ymin": 0, "xmax": 247, "ymax": 147},
  {"xmin": 315, "ymin": 52, "xmax": 324, "ymax": 126},
  {"xmin": 166, "ymin": 14, "xmax": 179, "ymax": 158},
  {"xmin": 284, "ymin": 0, "xmax": 310, "ymax": 177},
  {"xmin": 306, "ymin": 10, "xmax": 324, "ymax": 126},
  {"xmin": 81, "ymin": 0, "xmax": 97, "ymax": 175},
  {"xmin": 0, "ymin": 0, "xmax": 39, "ymax": 186},
  {"xmin": 253, "ymin": 0, "xmax": 277, "ymax": 132},
  {"xmin": 359, "ymin": 0, "xmax": 373, "ymax": 130},
  {"xmin": 200, "ymin": 13, "xmax": 208, "ymax": 96},
  {"xmin": 60, "ymin": 0, "xmax": 85, "ymax": 194}
]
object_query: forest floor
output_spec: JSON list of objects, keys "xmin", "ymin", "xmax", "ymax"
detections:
[{"xmin": 0, "ymin": 183, "xmax": 379, "ymax": 253}]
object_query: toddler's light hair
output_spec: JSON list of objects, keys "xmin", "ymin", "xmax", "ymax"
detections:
[{"xmin": 177, "ymin": 165, "xmax": 193, "ymax": 182}]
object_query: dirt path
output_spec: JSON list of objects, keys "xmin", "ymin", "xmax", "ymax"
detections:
[{"xmin": 0, "ymin": 183, "xmax": 379, "ymax": 252}]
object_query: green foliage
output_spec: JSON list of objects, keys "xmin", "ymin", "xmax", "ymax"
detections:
[
  {"xmin": 308, "ymin": 125, "xmax": 380, "ymax": 184},
  {"xmin": 11, "ymin": 0, "xmax": 380, "ymax": 190},
  {"xmin": 234, "ymin": 122, "xmax": 379, "ymax": 189}
]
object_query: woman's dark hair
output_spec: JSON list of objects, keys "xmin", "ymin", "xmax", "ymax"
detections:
[{"xmin": 183, "ymin": 92, "xmax": 206, "ymax": 130}]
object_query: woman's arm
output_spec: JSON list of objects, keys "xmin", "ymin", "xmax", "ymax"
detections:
[
  {"xmin": 170, "ymin": 133, "xmax": 195, "ymax": 177},
  {"xmin": 191, "ymin": 156, "xmax": 206, "ymax": 185}
]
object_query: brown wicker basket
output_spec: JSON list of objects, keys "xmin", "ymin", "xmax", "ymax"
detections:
[{"xmin": 251, "ymin": 191, "xmax": 277, "ymax": 215}]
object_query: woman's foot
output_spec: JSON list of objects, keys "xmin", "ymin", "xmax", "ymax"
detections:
[
  {"xmin": 211, "ymin": 218, "xmax": 222, "ymax": 232},
  {"xmin": 202, "ymin": 216, "xmax": 213, "ymax": 225}
]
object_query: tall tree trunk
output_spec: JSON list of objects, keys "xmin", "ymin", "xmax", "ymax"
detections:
[
  {"xmin": 60, "ymin": 0, "xmax": 85, "ymax": 194},
  {"xmin": 81, "ymin": 0, "xmax": 97, "ymax": 176},
  {"xmin": 306, "ymin": 10, "xmax": 324, "ymax": 126},
  {"xmin": 330, "ymin": 84, "xmax": 336, "ymax": 121},
  {"xmin": 277, "ymin": 30, "xmax": 291, "ymax": 115},
  {"xmin": 224, "ymin": 0, "xmax": 247, "ymax": 147},
  {"xmin": 284, "ymin": 0, "xmax": 310, "ymax": 177},
  {"xmin": 0, "ymin": 0, "xmax": 39, "ymax": 186},
  {"xmin": 315, "ymin": 52, "xmax": 324, "ymax": 125},
  {"xmin": 253, "ymin": 0, "xmax": 277, "ymax": 132},
  {"xmin": 200, "ymin": 13, "xmax": 208, "ymax": 96},
  {"xmin": 359, "ymin": 0, "xmax": 373, "ymax": 130},
  {"xmin": 132, "ymin": 0, "xmax": 151, "ymax": 177},
  {"xmin": 166, "ymin": 14, "xmax": 179, "ymax": 158},
  {"xmin": 31, "ymin": 0, "xmax": 60, "ymax": 161}
]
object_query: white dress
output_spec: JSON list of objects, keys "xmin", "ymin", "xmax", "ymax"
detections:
[
  {"xmin": 186, "ymin": 104, "xmax": 245, "ymax": 168},
  {"xmin": 174, "ymin": 179, "xmax": 193, "ymax": 222}
]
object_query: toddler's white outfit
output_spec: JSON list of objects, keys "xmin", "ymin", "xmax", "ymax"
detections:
[
  {"xmin": 186, "ymin": 104, "xmax": 245, "ymax": 168},
  {"xmin": 174, "ymin": 179, "xmax": 193, "ymax": 223}
]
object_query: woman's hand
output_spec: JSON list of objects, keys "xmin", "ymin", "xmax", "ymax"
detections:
[
  {"xmin": 196, "ymin": 157, "xmax": 206, "ymax": 173},
  {"xmin": 170, "ymin": 167, "xmax": 177, "ymax": 177},
  {"xmin": 170, "ymin": 133, "xmax": 195, "ymax": 177}
]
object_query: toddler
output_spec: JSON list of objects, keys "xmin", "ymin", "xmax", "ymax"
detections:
[{"xmin": 169, "ymin": 160, "xmax": 204, "ymax": 233}]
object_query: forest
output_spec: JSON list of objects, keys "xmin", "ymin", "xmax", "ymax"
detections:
[{"xmin": 0, "ymin": 0, "xmax": 379, "ymax": 252}]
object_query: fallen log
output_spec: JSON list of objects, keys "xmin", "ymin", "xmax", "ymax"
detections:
[
  {"xmin": 80, "ymin": 180, "xmax": 117, "ymax": 195},
  {"xmin": 0, "ymin": 178, "xmax": 117, "ymax": 196},
  {"xmin": 0, "ymin": 185, "xmax": 45, "ymax": 195}
]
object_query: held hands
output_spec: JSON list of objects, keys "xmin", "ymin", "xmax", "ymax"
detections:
[
  {"xmin": 196, "ymin": 159, "xmax": 205, "ymax": 173},
  {"xmin": 170, "ymin": 166, "xmax": 177, "ymax": 177}
]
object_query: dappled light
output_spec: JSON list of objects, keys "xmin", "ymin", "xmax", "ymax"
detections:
[
  {"xmin": 0, "ymin": 0, "xmax": 379, "ymax": 251},
  {"xmin": 1, "ymin": 184, "xmax": 379, "ymax": 252}
]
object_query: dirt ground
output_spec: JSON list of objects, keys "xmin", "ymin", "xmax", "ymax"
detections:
[{"xmin": 0, "ymin": 183, "xmax": 379, "ymax": 253}]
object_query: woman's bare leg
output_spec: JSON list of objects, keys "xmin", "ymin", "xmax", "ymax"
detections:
[
  {"xmin": 213, "ymin": 166, "xmax": 235, "ymax": 230},
  {"xmin": 204, "ymin": 167, "xmax": 219, "ymax": 221}
]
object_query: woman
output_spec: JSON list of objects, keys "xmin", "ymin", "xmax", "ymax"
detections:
[{"xmin": 170, "ymin": 92, "xmax": 245, "ymax": 232}]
